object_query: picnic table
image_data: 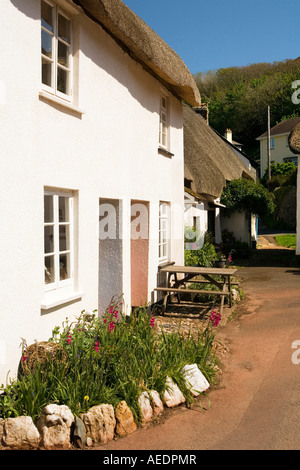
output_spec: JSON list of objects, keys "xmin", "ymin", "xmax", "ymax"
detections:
[{"xmin": 154, "ymin": 264, "xmax": 237, "ymax": 315}]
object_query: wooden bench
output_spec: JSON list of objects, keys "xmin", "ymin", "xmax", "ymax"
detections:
[
  {"xmin": 155, "ymin": 265, "xmax": 237, "ymax": 315},
  {"xmin": 154, "ymin": 286, "xmax": 228, "ymax": 314}
]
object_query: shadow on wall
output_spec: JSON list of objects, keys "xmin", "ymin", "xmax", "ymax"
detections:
[{"xmin": 11, "ymin": 0, "xmax": 40, "ymax": 20}]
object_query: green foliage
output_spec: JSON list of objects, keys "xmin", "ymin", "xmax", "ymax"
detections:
[
  {"xmin": 274, "ymin": 234, "xmax": 296, "ymax": 249},
  {"xmin": 185, "ymin": 241, "xmax": 217, "ymax": 267},
  {"xmin": 0, "ymin": 301, "xmax": 218, "ymax": 422},
  {"xmin": 184, "ymin": 228, "xmax": 217, "ymax": 267},
  {"xmin": 220, "ymin": 178, "xmax": 275, "ymax": 218},
  {"xmin": 261, "ymin": 161, "xmax": 297, "ymax": 181},
  {"xmin": 259, "ymin": 162, "xmax": 297, "ymax": 228},
  {"xmin": 194, "ymin": 58, "xmax": 300, "ymax": 158}
]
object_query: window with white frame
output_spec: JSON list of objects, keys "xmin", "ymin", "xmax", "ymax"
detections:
[
  {"xmin": 159, "ymin": 202, "xmax": 170, "ymax": 263},
  {"xmin": 159, "ymin": 94, "xmax": 169, "ymax": 150},
  {"xmin": 41, "ymin": 0, "xmax": 72, "ymax": 100},
  {"xmin": 44, "ymin": 190, "xmax": 74, "ymax": 291}
]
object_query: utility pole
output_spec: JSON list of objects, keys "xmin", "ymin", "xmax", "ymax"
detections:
[{"xmin": 267, "ymin": 105, "xmax": 271, "ymax": 181}]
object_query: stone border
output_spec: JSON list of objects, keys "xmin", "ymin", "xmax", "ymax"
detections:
[{"xmin": 0, "ymin": 365, "xmax": 209, "ymax": 450}]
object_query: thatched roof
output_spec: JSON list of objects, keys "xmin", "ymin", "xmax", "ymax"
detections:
[
  {"xmin": 288, "ymin": 121, "xmax": 300, "ymax": 154},
  {"xmin": 72, "ymin": 0, "xmax": 201, "ymax": 107},
  {"xmin": 183, "ymin": 104, "xmax": 254, "ymax": 199}
]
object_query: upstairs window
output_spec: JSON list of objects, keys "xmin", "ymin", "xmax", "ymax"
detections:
[
  {"xmin": 41, "ymin": 0, "xmax": 72, "ymax": 100},
  {"xmin": 159, "ymin": 94, "xmax": 169, "ymax": 150}
]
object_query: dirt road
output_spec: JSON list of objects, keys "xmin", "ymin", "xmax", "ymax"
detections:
[{"xmin": 95, "ymin": 248, "xmax": 300, "ymax": 451}]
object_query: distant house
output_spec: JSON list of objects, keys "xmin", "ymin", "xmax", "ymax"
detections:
[
  {"xmin": 288, "ymin": 123, "xmax": 300, "ymax": 256},
  {"xmin": 223, "ymin": 128, "xmax": 243, "ymax": 152},
  {"xmin": 0, "ymin": 0, "xmax": 200, "ymax": 384},
  {"xmin": 221, "ymin": 129, "xmax": 259, "ymax": 181},
  {"xmin": 257, "ymin": 117, "xmax": 300, "ymax": 178},
  {"xmin": 183, "ymin": 105, "xmax": 256, "ymax": 248}
]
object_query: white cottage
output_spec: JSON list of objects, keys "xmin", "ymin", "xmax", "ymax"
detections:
[{"xmin": 0, "ymin": 0, "xmax": 200, "ymax": 384}]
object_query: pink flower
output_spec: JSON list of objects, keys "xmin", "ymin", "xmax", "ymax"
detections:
[
  {"xmin": 210, "ymin": 310, "xmax": 216, "ymax": 322},
  {"xmin": 22, "ymin": 355, "xmax": 27, "ymax": 362},
  {"xmin": 109, "ymin": 305, "xmax": 114, "ymax": 314},
  {"xmin": 108, "ymin": 321, "xmax": 115, "ymax": 333},
  {"xmin": 66, "ymin": 334, "xmax": 72, "ymax": 345},
  {"xmin": 210, "ymin": 309, "xmax": 221, "ymax": 327},
  {"xmin": 94, "ymin": 341, "xmax": 99, "ymax": 353},
  {"xmin": 150, "ymin": 315, "xmax": 155, "ymax": 328}
]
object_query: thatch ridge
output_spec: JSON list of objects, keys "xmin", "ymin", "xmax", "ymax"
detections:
[
  {"xmin": 183, "ymin": 104, "xmax": 253, "ymax": 199},
  {"xmin": 72, "ymin": 0, "xmax": 201, "ymax": 106},
  {"xmin": 288, "ymin": 121, "xmax": 300, "ymax": 154}
]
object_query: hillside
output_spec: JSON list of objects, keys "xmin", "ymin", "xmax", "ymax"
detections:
[{"xmin": 194, "ymin": 58, "xmax": 300, "ymax": 159}]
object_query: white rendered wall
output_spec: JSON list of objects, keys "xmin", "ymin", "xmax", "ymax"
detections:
[{"xmin": 0, "ymin": 0, "xmax": 185, "ymax": 383}]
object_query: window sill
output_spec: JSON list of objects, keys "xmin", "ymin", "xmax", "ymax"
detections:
[
  {"xmin": 41, "ymin": 291, "xmax": 84, "ymax": 310},
  {"xmin": 158, "ymin": 147, "xmax": 174, "ymax": 158},
  {"xmin": 39, "ymin": 91, "xmax": 86, "ymax": 116}
]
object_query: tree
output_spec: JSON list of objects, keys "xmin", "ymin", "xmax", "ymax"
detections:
[
  {"xmin": 220, "ymin": 178, "xmax": 275, "ymax": 219},
  {"xmin": 194, "ymin": 58, "xmax": 300, "ymax": 159}
]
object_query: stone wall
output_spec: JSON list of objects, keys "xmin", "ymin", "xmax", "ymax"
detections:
[{"xmin": 0, "ymin": 365, "xmax": 209, "ymax": 450}]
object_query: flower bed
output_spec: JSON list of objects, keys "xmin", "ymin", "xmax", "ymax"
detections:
[{"xmin": 0, "ymin": 299, "xmax": 221, "ymax": 449}]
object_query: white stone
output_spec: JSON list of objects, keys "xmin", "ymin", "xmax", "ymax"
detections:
[
  {"xmin": 163, "ymin": 377, "xmax": 186, "ymax": 408},
  {"xmin": 138, "ymin": 391, "xmax": 153, "ymax": 424},
  {"xmin": 36, "ymin": 404, "xmax": 75, "ymax": 450},
  {"xmin": 149, "ymin": 390, "xmax": 164, "ymax": 416},
  {"xmin": 182, "ymin": 364, "xmax": 210, "ymax": 396},
  {"xmin": 3, "ymin": 416, "xmax": 40, "ymax": 450},
  {"xmin": 80, "ymin": 404, "xmax": 116, "ymax": 445},
  {"xmin": 232, "ymin": 288, "xmax": 240, "ymax": 302}
]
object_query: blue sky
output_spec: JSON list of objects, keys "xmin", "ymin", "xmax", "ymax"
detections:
[{"xmin": 123, "ymin": 0, "xmax": 300, "ymax": 74}]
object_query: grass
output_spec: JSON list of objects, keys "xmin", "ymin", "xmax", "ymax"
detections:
[{"xmin": 274, "ymin": 234, "xmax": 297, "ymax": 250}]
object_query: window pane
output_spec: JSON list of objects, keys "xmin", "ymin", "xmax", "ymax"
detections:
[
  {"xmin": 44, "ymin": 225, "xmax": 54, "ymax": 253},
  {"xmin": 58, "ymin": 41, "xmax": 69, "ymax": 67},
  {"xmin": 42, "ymin": 58, "xmax": 52, "ymax": 87},
  {"xmin": 57, "ymin": 67, "xmax": 69, "ymax": 95},
  {"xmin": 41, "ymin": 29, "xmax": 53, "ymax": 58},
  {"xmin": 44, "ymin": 195, "xmax": 53, "ymax": 223},
  {"xmin": 45, "ymin": 256, "xmax": 55, "ymax": 284},
  {"xmin": 160, "ymin": 202, "xmax": 167, "ymax": 216},
  {"xmin": 58, "ymin": 14, "xmax": 71, "ymax": 43},
  {"xmin": 41, "ymin": 1, "xmax": 53, "ymax": 32},
  {"xmin": 59, "ymin": 225, "xmax": 70, "ymax": 251},
  {"xmin": 58, "ymin": 197, "xmax": 69, "ymax": 222},
  {"xmin": 60, "ymin": 253, "xmax": 70, "ymax": 280}
]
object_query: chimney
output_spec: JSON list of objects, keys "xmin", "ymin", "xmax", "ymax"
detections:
[
  {"xmin": 224, "ymin": 128, "xmax": 232, "ymax": 143},
  {"xmin": 194, "ymin": 104, "xmax": 209, "ymax": 124}
]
